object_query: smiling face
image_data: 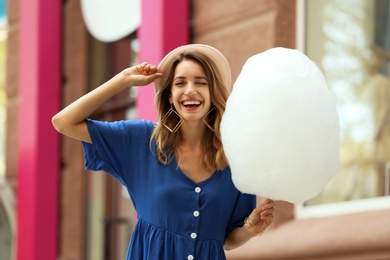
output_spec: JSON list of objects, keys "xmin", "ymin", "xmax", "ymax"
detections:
[
  {"xmin": 152, "ymin": 45, "xmax": 231, "ymax": 170},
  {"xmin": 169, "ymin": 59, "xmax": 212, "ymax": 124}
]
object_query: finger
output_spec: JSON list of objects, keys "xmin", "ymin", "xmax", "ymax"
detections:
[
  {"xmin": 264, "ymin": 216, "xmax": 273, "ymax": 225},
  {"xmin": 148, "ymin": 65, "xmax": 159, "ymax": 73},
  {"xmin": 248, "ymin": 201, "xmax": 274, "ymax": 223},
  {"xmin": 261, "ymin": 199, "xmax": 274, "ymax": 208},
  {"xmin": 261, "ymin": 203, "xmax": 275, "ymax": 211},
  {"xmin": 261, "ymin": 201, "xmax": 275, "ymax": 210},
  {"xmin": 260, "ymin": 211, "xmax": 274, "ymax": 219},
  {"xmin": 264, "ymin": 198, "xmax": 274, "ymax": 205},
  {"xmin": 142, "ymin": 64, "xmax": 152, "ymax": 74},
  {"xmin": 144, "ymin": 72, "xmax": 163, "ymax": 82},
  {"xmin": 259, "ymin": 207, "xmax": 273, "ymax": 219},
  {"xmin": 138, "ymin": 62, "xmax": 158, "ymax": 74},
  {"xmin": 252, "ymin": 212, "xmax": 265, "ymax": 223},
  {"xmin": 261, "ymin": 206, "xmax": 274, "ymax": 214},
  {"xmin": 136, "ymin": 62, "xmax": 149, "ymax": 74},
  {"xmin": 260, "ymin": 207, "xmax": 275, "ymax": 217},
  {"xmin": 253, "ymin": 218, "xmax": 273, "ymax": 232},
  {"xmin": 142, "ymin": 63, "xmax": 158, "ymax": 73},
  {"xmin": 260, "ymin": 210, "xmax": 274, "ymax": 221},
  {"xmin": 144, "ymin": 63, "xmax": 152, "ymax": 71}
]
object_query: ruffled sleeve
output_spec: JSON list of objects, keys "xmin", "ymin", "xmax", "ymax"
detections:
[
  {"xmin": 225, "ymin": 192, "xmax": 256, "ymax": 239},
  {"xmin": 82, "ymin": 118, "xmax": 155, "ymax": 185}
]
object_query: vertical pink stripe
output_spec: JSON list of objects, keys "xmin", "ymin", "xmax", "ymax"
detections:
[
  {"xmin": 137, "ymin": 0, "xmax": 189, "ymax": 121},
  {"xmin": 17, "ymin": 0, "xmax": 61, "ymax": 259}
]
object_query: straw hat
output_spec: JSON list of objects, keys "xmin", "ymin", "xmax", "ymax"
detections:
[{"xmin": 154, "ymin": 44, "xmax": 232, "ymax": 93}]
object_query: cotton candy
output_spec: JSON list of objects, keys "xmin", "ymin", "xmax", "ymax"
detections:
[{"xmin": 220, "ymin": 47, "xmax": 340, "ymax": 204}]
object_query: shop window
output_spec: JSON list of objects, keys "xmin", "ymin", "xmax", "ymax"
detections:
[
  {"xmin": 85, "ymin": 33, "xmax": 138, "ymax": 260},
  {"xmin": 296, "ymin": 0, "xmax": 390, "ymax": 217}
]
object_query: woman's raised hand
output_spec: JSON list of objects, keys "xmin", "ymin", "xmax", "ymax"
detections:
[
  {"xmin": 52, "ymin": 62, "xmax": 162, "ymax": 143},
  {"xmin": 120, "ymin": 62, "xmax": 163, "ymax": 87}
]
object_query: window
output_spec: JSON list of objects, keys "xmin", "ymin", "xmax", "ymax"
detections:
[
  {"xmin": 85, "ymin": 34, "xmax": 138, "ymax": 260},
  {"xmin": 296, "ymin": 0, "xmax": 390, "ymax": 217}
]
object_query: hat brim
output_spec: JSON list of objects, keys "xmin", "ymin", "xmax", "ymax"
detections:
[{"xmin": 154, "ymin": 44, "xmax": 232, "ymax": 93}]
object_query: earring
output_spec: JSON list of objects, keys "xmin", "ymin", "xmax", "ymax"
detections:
[
  {"xmin": 161, "ymin": 105, "xmax": 184, "ymax": 133},
  {"xmin": 203, "ymin": 107, "xmax": 216, "ymax": 132}
]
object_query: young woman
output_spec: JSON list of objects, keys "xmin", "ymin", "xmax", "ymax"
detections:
[{"xmin": 52, "ymin": 44, "xmax": 274, "ymax": 260}]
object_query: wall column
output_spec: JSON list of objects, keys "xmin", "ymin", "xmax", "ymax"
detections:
[
  {"xmin": 137, "ymin": 0, "xmax": 189, "ymax": 121},
  {"xmin": 17, "ymin": 0, "xmax": 61, "ymax": 259}
]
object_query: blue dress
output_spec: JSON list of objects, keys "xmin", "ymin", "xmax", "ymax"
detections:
[{"xmin": 82, "ymin": 119, "xmax": 256, "ymax": 260}]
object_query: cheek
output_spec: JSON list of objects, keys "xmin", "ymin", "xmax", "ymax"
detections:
[
  {"xmin": 205, "ymin": 91, "xmax": 212, "ymax": 104},
  {"xmin": 170, "ymin": 87, "xmax": 182, "ymax": 99}
]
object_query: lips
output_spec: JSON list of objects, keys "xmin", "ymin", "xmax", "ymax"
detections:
[{"xmin": 182, "ymin": 100, "xmax": 201, "ymax": 108}]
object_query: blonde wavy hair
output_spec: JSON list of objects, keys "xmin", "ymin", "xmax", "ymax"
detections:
[{"xmin": 150, "ymin": 51, "xmax": 230, "ymax": 172}]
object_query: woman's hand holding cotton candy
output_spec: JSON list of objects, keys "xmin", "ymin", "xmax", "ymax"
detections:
[
  {"xmin": 221, "ymin": 48, "xmax": 340, "ymax": 204},
  {"xmin": 119, "ymin": 62, "xmax": 162, "ymax": 87},
  {"xmin": 244, "ymin": 199, "xmax": 274, "ymax": 236}
]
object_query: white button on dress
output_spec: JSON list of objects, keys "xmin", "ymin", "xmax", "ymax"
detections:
[
  {"xmin": 193, "ymin": 211, "xmax": 199, "ymax": 217},
  {"xmin": 190, "ymin": 232, "xmax": 197, "ymax": 239},
  {"xmin": 195, "ymin": 187, "xmax": 201, "ymax": 193},
  {"xmin": 187, "ymin": 255, "xmax": 194, "ymax": 260}
]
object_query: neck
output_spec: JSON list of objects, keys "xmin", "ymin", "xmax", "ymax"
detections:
[{"xmin": 179, "ymin": 121, "xmax": 205, "ymax": 149}]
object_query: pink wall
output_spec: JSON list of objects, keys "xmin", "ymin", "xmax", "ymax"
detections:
[
  {"xmin": 137, "ymin": 0, "xmax": 189, "ymax": 121},
  {"xmin": 17, "ymin": 0, "xmax": 61, "ymax": 259},
  {"xmin": 15, "ymin": 0, "xmax": 187, "ymax": 258}
]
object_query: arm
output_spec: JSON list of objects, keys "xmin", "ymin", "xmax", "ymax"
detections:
[
  {"xmin": 52, "ymin": 63, "xmax": 162, "ymax": 143},
  {"xmin": 224, "ymin": 199, "xmax": 274, "ymax": 251}
]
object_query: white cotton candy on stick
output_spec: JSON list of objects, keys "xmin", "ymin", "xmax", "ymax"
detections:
[{"xmin": 220, "ymin": 47, "xmax": 340, "ymax": 204}]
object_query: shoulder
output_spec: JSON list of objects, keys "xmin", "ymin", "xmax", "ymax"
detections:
[
  {"xmin": 85, "ymin": 119, "xmax": 157, "ymax": 146},
  {"xmin": 87, "ymin": 118, "xmax": 155, "ymax": 133},
  {"xmin": 220, "ymin": 165, "xmax": 232, "ymax": 176},
  {"xmin": 118, "ymin": 119, "xmax": 155, "ymax": 132}
]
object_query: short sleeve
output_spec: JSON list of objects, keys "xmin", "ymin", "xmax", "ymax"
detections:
[
  {"xmin": 82, "ymin": 118, "xmax": 155, "ymax": 185},
  {"xmin": 225, "ymin": 193, "xmax": 256, "ymax": 238}
]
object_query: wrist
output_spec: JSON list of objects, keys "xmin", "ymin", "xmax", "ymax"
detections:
[
  {"xmin": 243, "ymin": 218, "xmax": 264, "ymax": 237},
  {"xmin": 112, "ymin": 72, "xmax": 133, "ymax": 91}
]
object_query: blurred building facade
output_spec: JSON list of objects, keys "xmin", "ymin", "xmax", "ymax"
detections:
[{"xmin": 2, "ymin": 0, "xmax": 390, "ymax": 259}]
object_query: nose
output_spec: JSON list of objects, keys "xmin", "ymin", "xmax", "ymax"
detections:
[{"xmin": 184, "ymin": 83, "xmax": 197, "ymax": 95}]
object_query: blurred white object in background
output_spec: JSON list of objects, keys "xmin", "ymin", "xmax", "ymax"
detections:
[{"xmin": 81, "ymin": 0, "xmax": 140, "ymax": 42}]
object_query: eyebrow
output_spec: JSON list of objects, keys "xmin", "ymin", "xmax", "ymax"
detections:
[{"xmin": 173, "ymin": 76, "xmax": 208, "ymax": 81}]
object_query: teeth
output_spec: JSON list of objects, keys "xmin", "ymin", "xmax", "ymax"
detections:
[{"xmin": 183, "ymin": 100, "xmax": 200, "ymax": 106}]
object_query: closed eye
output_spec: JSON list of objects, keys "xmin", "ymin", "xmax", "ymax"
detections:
[{"xmin": 196, "ymin": 82, "xmax": 208, "ymax": 85}]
